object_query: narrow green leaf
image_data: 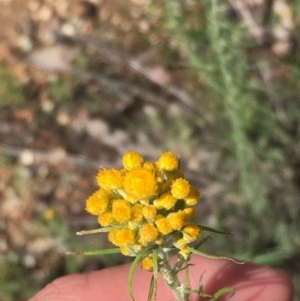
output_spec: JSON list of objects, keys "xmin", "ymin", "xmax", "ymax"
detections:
[
  {"xmin": 128, "ymin": 249, "xmax": 149, "ymax": 301},
  {"xmin": 193, "ymin": 235, "xmax": 213, "ymax": 250},
  {"xmin": 187, "ymin": 247, "xmax": 244, "ymax": 264},
  {"xmin": 76, "ymin": 227, "xmax": 115, "ymax": 235},
  {"xmin": 147, "ymin": 275, "xmax": 155, "ymax": 301},
  {"xmin": 199, "ymin": 225, "xmax": 232, "ymax": 236},
  {"xmin": 151, "ymin": 247, "xmax": 158, "ymax": 300},
  {"xmin": 188, "ymin": 284, "xmax": 234, "ymax": 300},
  {"xmin": 152, "ymin": 247, "xmax": 158, "ymax": 280},
  {"xmin": 183, "ymin": 262, "xmax": 189, "ymax": 287},
  {"xmin": 188, "ymin": 288, "xmax": 212, "ymax": 299},
  {"xmin": 211, "ymin": 287, "xmax": 235, "ymax": 301},
  {"xmin": 64, "ymin": 248, "xmax": 120, "ymax": 256}
]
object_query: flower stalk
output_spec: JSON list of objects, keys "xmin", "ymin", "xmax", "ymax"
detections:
[{"xmin": 159, "ymin": 252, "xmax": 189, "ymax": 301}]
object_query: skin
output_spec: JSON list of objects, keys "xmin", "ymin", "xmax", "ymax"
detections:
[{"xmin": 28, "ymin": 255, "xmax": 293, "ymax": 301}]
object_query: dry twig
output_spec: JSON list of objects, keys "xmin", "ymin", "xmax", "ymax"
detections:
[{"xmin": 228, "ymin": 0, "xmax": 266, "ymax": 43}]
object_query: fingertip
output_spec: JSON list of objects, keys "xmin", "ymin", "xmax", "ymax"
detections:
[{"xmin": 188, "ymin": 255, "xmax": 293, "ymax": 301}]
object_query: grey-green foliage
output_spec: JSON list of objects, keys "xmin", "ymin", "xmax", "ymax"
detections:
[
  {"xmin": 161, "ymin": 0, "xmax": 268, "ymax": 210},
  {"xmin": 155, "ymin": 0, "xmax": 299, "ymax": 262}
]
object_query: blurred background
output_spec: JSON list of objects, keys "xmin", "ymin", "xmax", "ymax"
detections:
[{"xmin": 0, "ymin": 0, "xmax": 299, "ymax": 300}]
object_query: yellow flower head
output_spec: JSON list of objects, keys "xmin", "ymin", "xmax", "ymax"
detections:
[
  {"xmin": 85, "ymin": 189, "xmax": 109, "ymax": 215},
  {"xmin": 98, "ymin": 211, "xmax": 113, "ymax": 227},
  {"xmin": 139, "ymin": 223, "xmax": 159, "ymax": 246},
  {"xmin": 141, "ymin": 256, "xmax": 154, "ymax": 271},
  {"xmin": 130, "ymin": 204, "xmax": 143, "ymax": 223},
  {"xmin": 171, "ymin": 178, "xmax": 190, "ymax": 199},
  {"xmin": 84, "ymin": 150, "xmax": 202, "ymax": 259},
  {"xmin": 155, "ymin": 216, "xmax": 173, "ymax": 235},
  {"xmin": 108, "ymin": 228, "xmax": 136, "ymax": 247},
  {"xmin": 167, "ymin": 211, "xmax": 187, "ymax": 230},
  {"xmin": 112, "ymin": 199, "xmax": 131, "ymax": 223},
  {"xmin": 142, "ymin": 205, "xmax": 157, "ymax": 222},
  {"xmin": 157, "ymin": 151, "xmax": 179, "ymax": 171},
  {"xmin": 96, "ymin": 169, "xmax": 123, "ymax": 190},
  {"xmin": 182, "ymin": 225, "xmax": 200, "ymax": 243},
  {"xmin": 154, "ymin": 192, "xmax": 177, "ymax": 210},
  {"xmin": 123, "ymin": 168, "xmax": 158, "ymax": 201},
  {"xmin": 122, "ymin": 151, "xmax": 143, "ymax": 170}
]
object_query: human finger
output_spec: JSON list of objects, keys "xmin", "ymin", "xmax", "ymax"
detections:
[{"xmin": 28, "ymin": 255, "xmax": 293, "ymax": 301}]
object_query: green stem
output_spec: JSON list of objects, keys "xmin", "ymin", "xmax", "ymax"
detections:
[{"xmin": 159, "ymin": 252, "xmax": 189, "ymax": 301}]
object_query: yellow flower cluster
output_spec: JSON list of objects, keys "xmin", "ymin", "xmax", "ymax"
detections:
[{"xmin": 85, "ymin": 151, "xmax": 201, "ymax": 261}]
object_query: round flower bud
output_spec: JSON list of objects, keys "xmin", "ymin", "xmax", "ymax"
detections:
[
  {"xmin": 96, "ymin": 169, "xmax": 123, "ymax": 190},
  {"xmin": 112, "ymin": 199, "xmax": 131, "ymax": 224},
  {"xmin": 182, "ymin": 225, "xmax": 200, "ymax": 243},
  {"xmin": 154, "ymin": 192, "xmax": 177, "ymax": 210},
  {"xmin": 85, "ymin": 189, "xmax": 109, "ymax": 215},
  {"xmin": 123, "ymin": 168, "xmax": 158, "ymax": 201},
  {"xmin": 141, "ymin": 256, "xmax": 154, "ymax": 271},
  {"xmin": 108, "ymin": 228, "xmax": 135, "ymax": 247},
  {"xmin": 98, "ymin": 211, "xmax": 113, "ymax": 227},
  {"xmin": 138, "ymin": 223, "xmax": 159, "ymax": 246},
  {"xmin": 167, "ymin": 211, "xmax": 187, "ymax": 230},
  {"xmin": 171, "ymin": 178, "xmax": 190, "ymax": 199},
  {"xmin": 155, "ymin": 216, "xmax": 173, "ymax": 235},
  {"xmin": 122, "ymin": 151, "xmax": 143, "ymax": 170},
  {"xmin": 142, "ymin": 205, "xmax": 157, "ymax": 222},
  {"xmin": 130, "ymin": 204, "xmax": 143, "ymax": 223},
  {"xmin": 157, "ymin": 151, "xmax": 179, "ymax": 171}
]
